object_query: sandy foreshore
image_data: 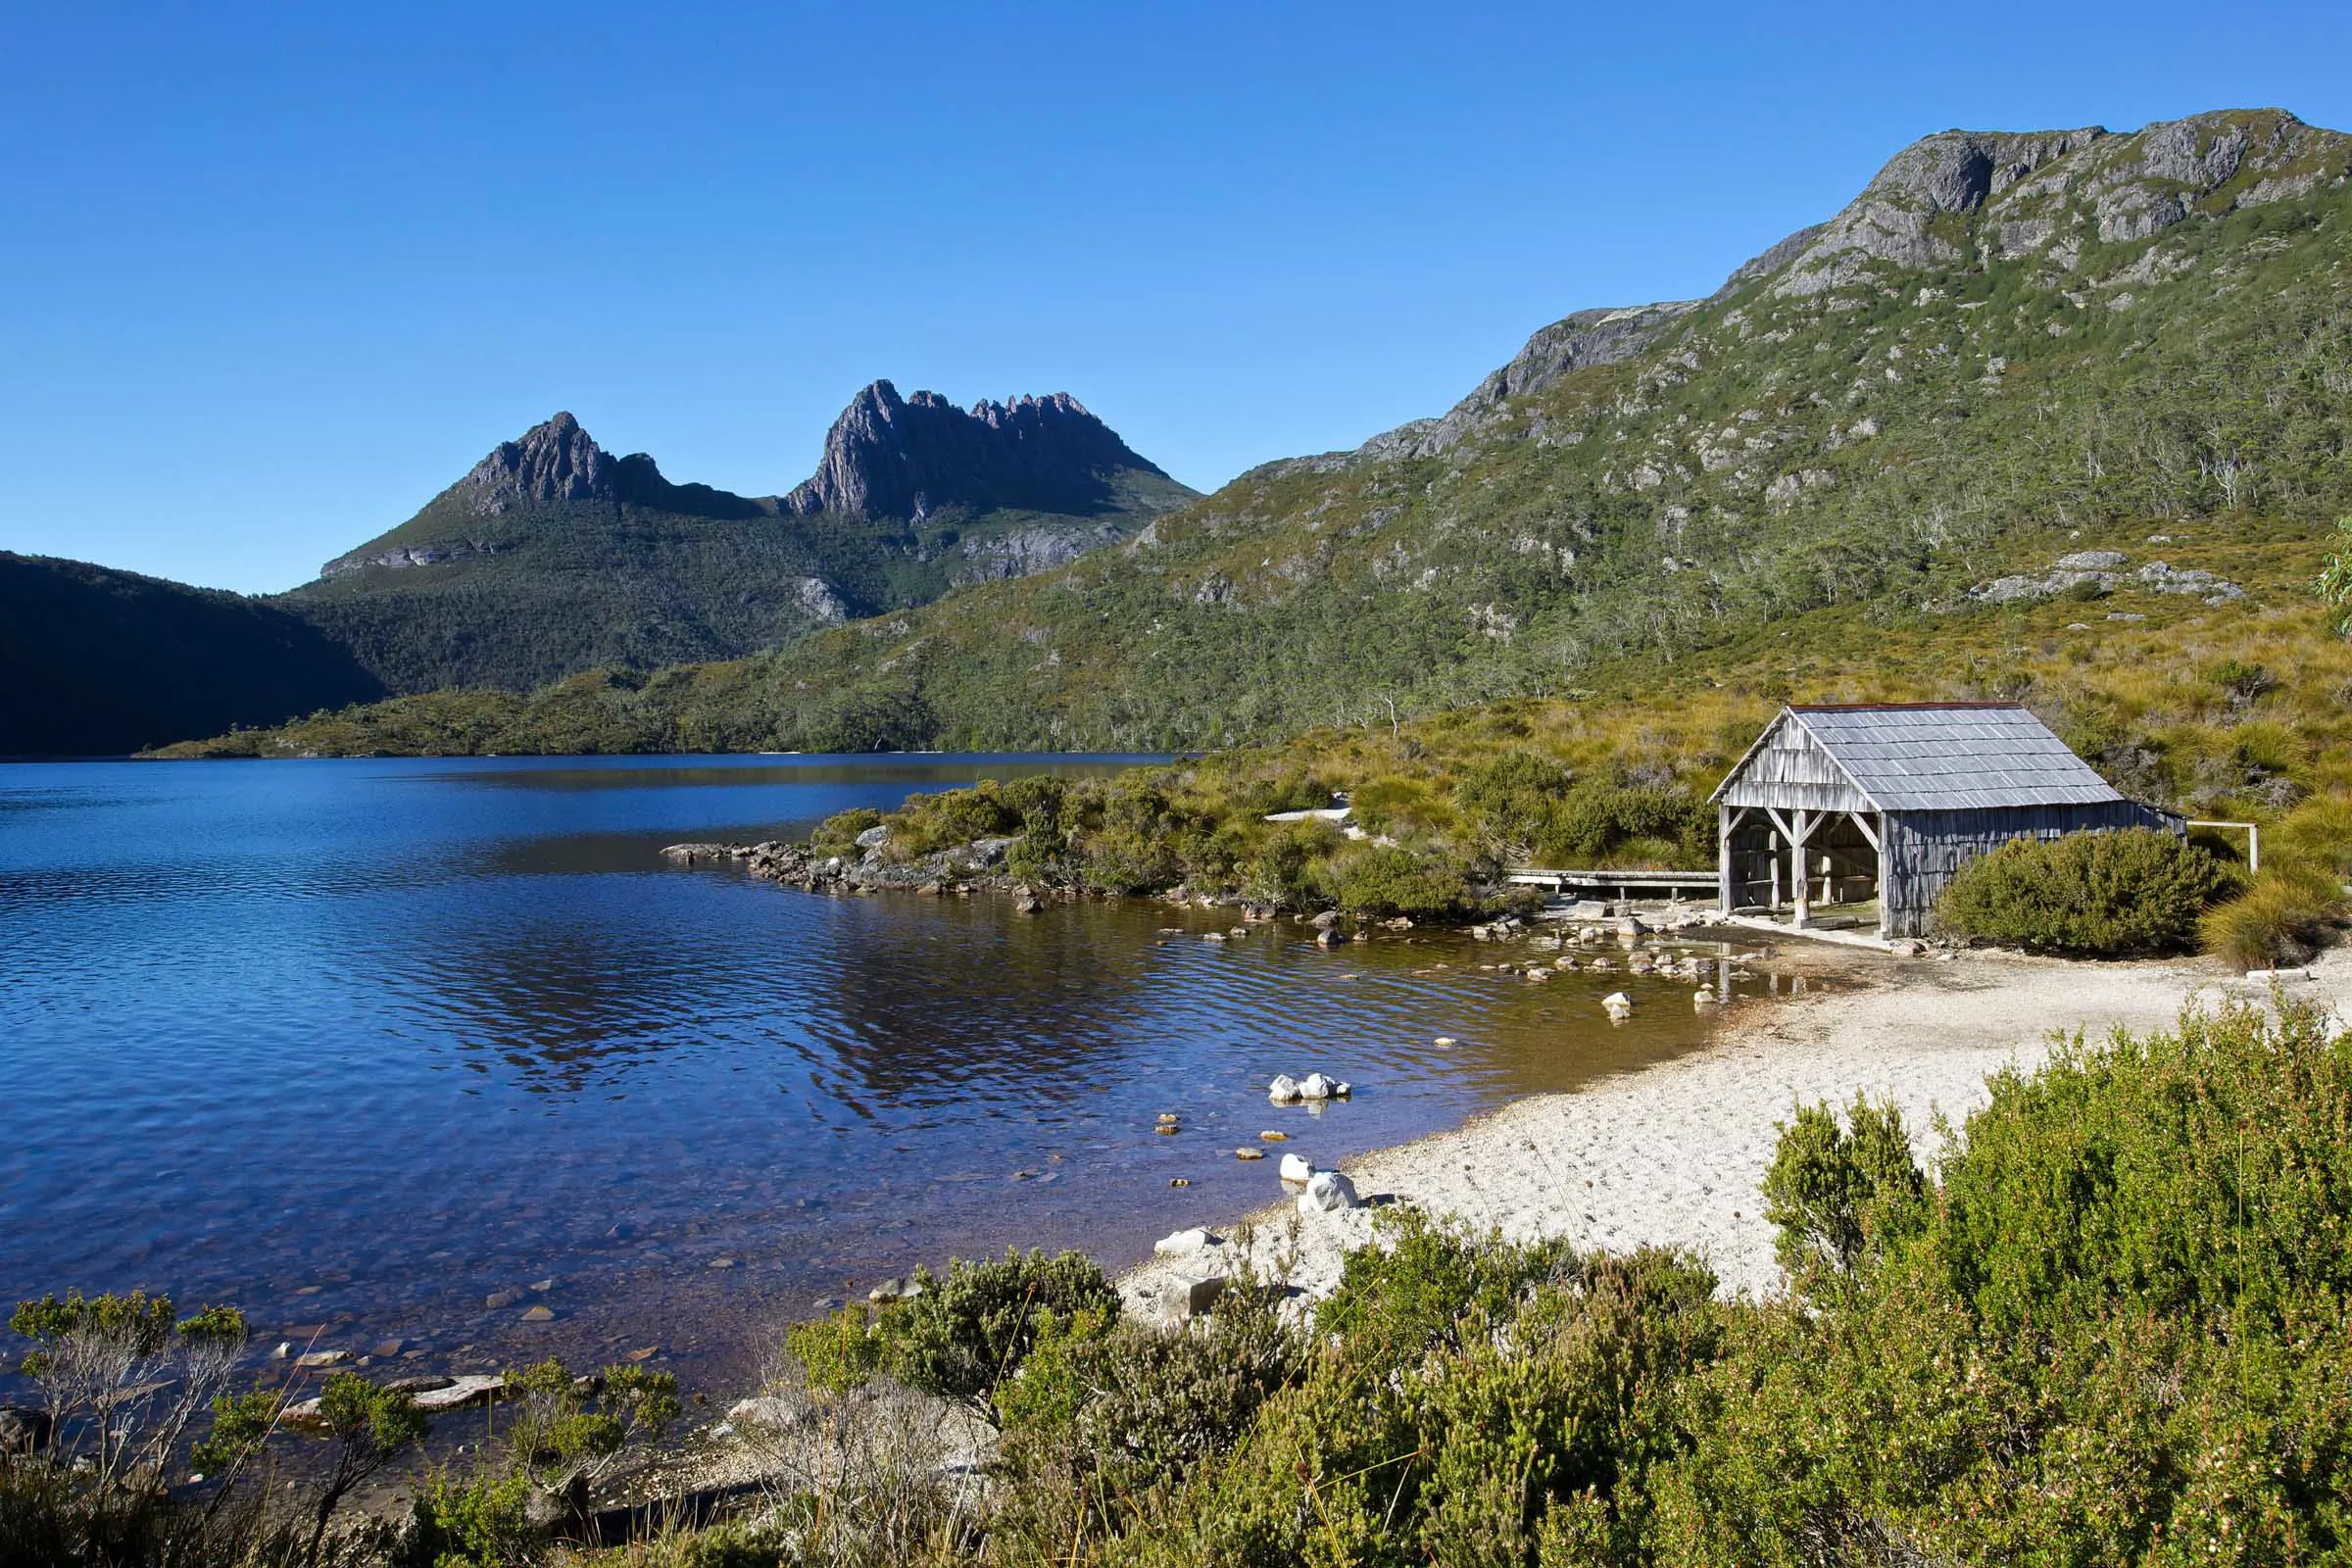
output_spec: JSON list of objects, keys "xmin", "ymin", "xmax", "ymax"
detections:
[{"xmin": 1124, "ymin": 944, "xmax": 2352, "ymax": 1312}]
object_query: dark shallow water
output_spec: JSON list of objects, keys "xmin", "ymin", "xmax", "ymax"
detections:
[{"xmin": 0, "ymin": 754, "xmax": 1724, "ymax": 1390}]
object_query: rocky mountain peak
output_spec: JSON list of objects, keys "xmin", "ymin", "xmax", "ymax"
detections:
[
  {"xmin": 1772, "ymin": 108, "xmax": 2351, "ymax": 295},
  {"xmin": 452, "ymin": 412, "xmax": 619, "ymax": 516},
  {"xmin": 1772, "ymin": 126, "xmax": 2108, "ymax": 296},
  {"xmin": 785, "ymin": 380, "xmax": 1167, "ymax": 520}
]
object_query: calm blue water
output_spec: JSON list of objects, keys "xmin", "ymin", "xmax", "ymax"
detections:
[{"xmin": 0, "ymin": 755, "xmax": 1715, "ymax": 1385}]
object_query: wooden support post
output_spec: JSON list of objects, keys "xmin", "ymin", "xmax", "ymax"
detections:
[
  {"xmin": 1877, "ymin": 811, "xmax": 1891, "ymax": 937},
  {"xmin": 1718, "ymin": 807, "xmax": 1750, "ymax": 914},
  {"xmin": 1718, "ymin": 805, "xmax": 1733, "ymax": 915},
  {"xmin": 1791, "ymin": 808, "xmax": 1810, "ymax": 929}
]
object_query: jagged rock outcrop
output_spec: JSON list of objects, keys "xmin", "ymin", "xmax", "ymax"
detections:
[
  {"xmin": 1358, "ymin": 301, "xmax": 1702, "ymax": 462},
  {"xmin": 784, "ymin": 380, "xmax": 1170, "ymax": 520},
  {"xmin": 1968, "ymin": 552, "xmax": 2245, "ymax": 607},
  {"xmin": 449, "ymin": 412, "xmax": 618, "ymax": 515},
  {"xmin": 1984, "ymin": 109, "xmax": 2352, "ymax": 255},
  {"xmin": 1773, "ymin": 127, "xmax": 2109, "ymax": 296}
]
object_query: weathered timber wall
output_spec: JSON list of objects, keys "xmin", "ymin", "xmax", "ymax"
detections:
[{"xmin": 1881, "ymin": 801, "xmax": 2177, "ymax": 937}]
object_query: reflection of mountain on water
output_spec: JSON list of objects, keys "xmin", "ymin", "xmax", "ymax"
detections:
[
  {"xmin": 388, "ymin": 875, "xmax": 1168, "ymax": 1107},
  {"xmin": 787, "ymin": 897, "xmax": 1170, "ymax": 1104}
]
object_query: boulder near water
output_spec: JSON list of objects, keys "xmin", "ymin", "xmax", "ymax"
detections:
[
  {"xmin": 1298, "ymin": 1170, "xmax": 1361, "ymax": 1213},
  {"xmin": 1154, "ymin": 1227, "xmax": 1214, "ymax": 1257}
]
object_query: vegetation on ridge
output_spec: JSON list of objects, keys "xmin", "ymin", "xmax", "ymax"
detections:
[{"xmin": 0, "ymin": 553, "xmax": 383, "ymax": 758}]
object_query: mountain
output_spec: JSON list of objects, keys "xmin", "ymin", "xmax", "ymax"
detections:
[
  {"xmin": 0, "ymin": 553, "xmax": 383, "ymax": 757},
  {"xmin": 782, "ymin": 383, "xmax": 1168, "ymax": 519},
  {"xmin": 279, "ymin": 384, "xmax": 1194, "ymax": 694},
  {"xmin": 182, "ymin": 108, "xmax": 2352, "ymax": 758}
]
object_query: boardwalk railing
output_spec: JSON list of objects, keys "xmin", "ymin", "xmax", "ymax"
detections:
[{"xmin": 1506, "ymin": 868, "xmax": 1719, "ymax": 899}]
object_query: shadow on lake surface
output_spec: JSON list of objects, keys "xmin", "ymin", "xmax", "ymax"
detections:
[{"xmin": 0, "ymin": 754, "xmax": 1730, "ymax": 1387}]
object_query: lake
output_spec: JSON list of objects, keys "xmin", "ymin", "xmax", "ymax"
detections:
[{"xmin": 0, "ymin": 754, "xmax": 1723, "ymax": 1386}]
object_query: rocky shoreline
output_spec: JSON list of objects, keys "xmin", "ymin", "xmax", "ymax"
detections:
[
  {"xmin": 662, "ymin": 834, "xmax": 1051, "ymax": 906},
  {"xmin": 660, "ymin": 834, "xmax": 1737, "ymax": 940}
]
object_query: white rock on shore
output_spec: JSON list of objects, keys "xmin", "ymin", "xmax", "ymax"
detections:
[{"xmin": 1298, "ymin": 1170, "xmax": 1360, "ymax": 1214}]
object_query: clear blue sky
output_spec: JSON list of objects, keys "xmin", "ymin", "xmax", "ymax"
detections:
[{"xmin": 6, "ymin": 2, "xmax": 2350, "ymax": 594}]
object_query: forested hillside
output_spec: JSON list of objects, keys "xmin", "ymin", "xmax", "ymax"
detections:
[
  {"xmin": 0, "ymin": 554, "xmax": 382, "ymax": 757},
  {"xmin": 182, "ymin": 110, "xmax": 2352, "ymax": 758}
]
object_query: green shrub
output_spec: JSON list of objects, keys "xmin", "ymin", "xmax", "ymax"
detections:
[
  {"xmin": 2208, "ymin": 657, "xmax": 2278, "ymax": 708},
  {"xmin": 501, "ymin": 1357, "xmax": 680, "ymax": 1495},
  {"xmin": 1077, "ymin": 1282, "xmax": 1299, "ymax": 1492},
  {"xmin": 1936, "ymin": 827, "xmax": 2240, "ymax": 956},
  {"xmin": 410, "ymin": 1469, "xmax": 537, "ymax": 1568},
  {"xmin": 1315, "ymin": 845, "xmax": 1467, "ymax": 917},
  {"xmin": 1760, "ymin": 1095, "xmax": 1928, "ymax": 1285},
  {"xmin": 784, "ymin": 1304, "xmax": 885, "ymax": 1396},
  {"xmin": 1456, "ymin": 751, "xmax": 1573, "ymax": 855},
  {"xmin": 1076, "ymin": 784, "xmax": 1195, "ymax": 895},
  {"xmin": 1541, "ymin": 778, "xmax": 1712, "ymax": 867},
  {"xmin": 889, "ymin": 783, "xmax": 1023, "ymax": 858},
  {"xmin": 810, "ymin": 807, "xmax": 883, "ymax": 855},
  {"xmin": 876, "ymin": 1250, "xmax": 1120, "ymax": 1424},
  {"xmin": 1315, "ymin": 1207, "xmax": 1580, "ymax": 1377},
  {"xmin": 2319, "ymin": 514, "xmax": 2352, "ymax": 637},
  {"xmin": 308, "ymin": 1375, "xmax": 429, "ymax": 1563},
  {"xmin": 1346, "ymin": 774, "xmax": 1458, "ymax": 840},
  {"xmin": 1142, "ymin": 1247, "xmax": 1721, "ymax": 1568},
  {"xmin": 1244, "ymin": 768, "xmax": 1336, "ymax": 815},
  {"xmin": 1240, "ymin": 819, "xmax": 1341, "ymax": 909}
]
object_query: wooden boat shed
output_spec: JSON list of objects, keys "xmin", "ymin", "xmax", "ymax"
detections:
[{"xmin": 1710, "ymin": 703, "xmax": 2178, "ymax": 938}]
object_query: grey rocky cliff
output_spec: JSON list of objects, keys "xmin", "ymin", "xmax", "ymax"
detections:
[
  {"xmin": 784, "ymin": 379, "xmax": 1171, "ymax": 521},
  {"xmin": 1772, "ymin": 127, "xmax": 2109, "ymax": 296},
  {"xmin": 952, "ymin": 521, "xmax": 1131, "ymax": 584}
]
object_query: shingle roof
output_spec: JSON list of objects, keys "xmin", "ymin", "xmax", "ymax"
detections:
[{"xmin": 1715, "ymin": 703, "xmax": 2127, "ymax": 812}]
